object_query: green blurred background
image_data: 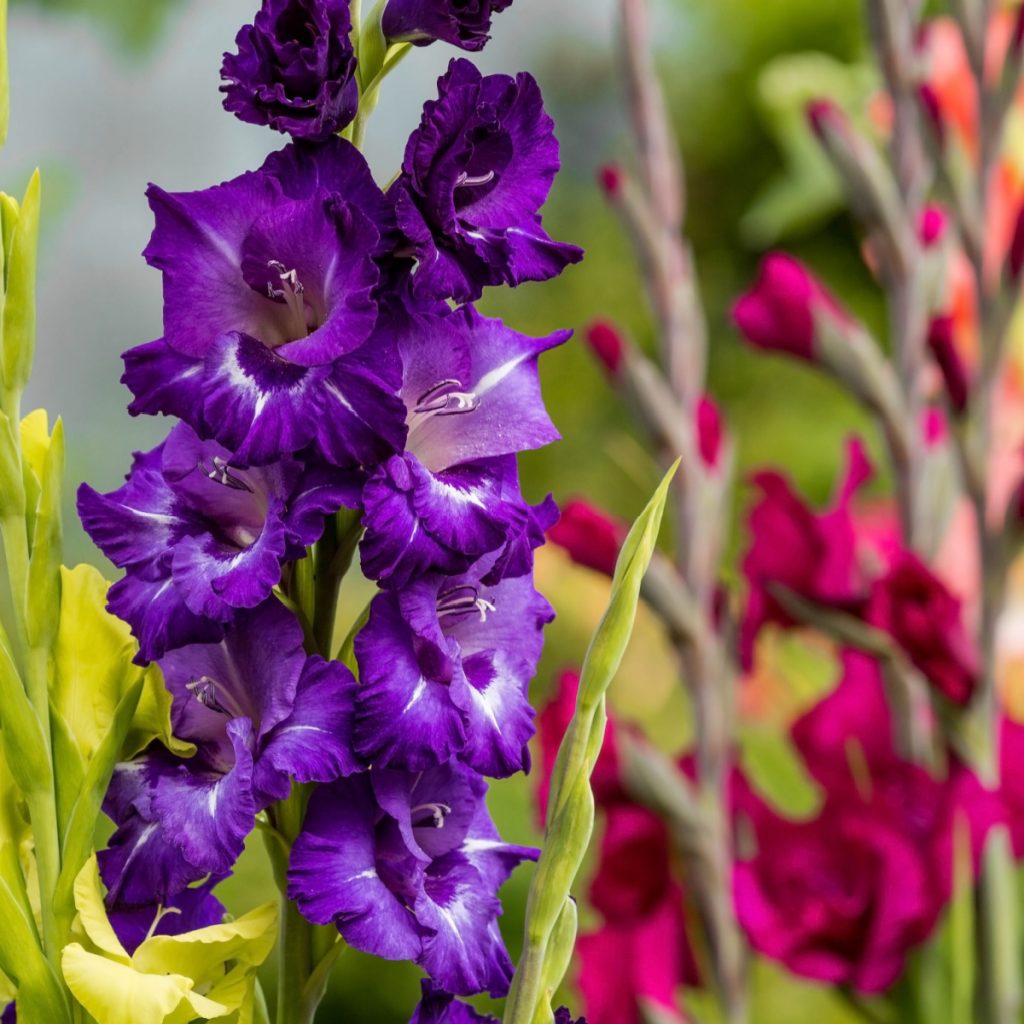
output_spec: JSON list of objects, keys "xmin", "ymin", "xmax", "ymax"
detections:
[{"xmin": 0, "ymin": 0, "xmax": 897, "ymax": 1018}]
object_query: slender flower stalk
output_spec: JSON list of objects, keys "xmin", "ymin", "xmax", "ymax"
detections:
[{"xmin": 596, "ymin": 1, "xmax": 747, "ymax": 1019}]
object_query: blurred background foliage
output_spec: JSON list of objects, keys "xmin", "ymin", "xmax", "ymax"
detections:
[{"xmin": 3, "ymin": 0, "xmax": 898, "ymax": 1018}]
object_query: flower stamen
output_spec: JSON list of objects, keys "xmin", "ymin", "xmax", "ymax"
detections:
[{"xmin": 411, "ymin": 802, "xmax": 453, "ymax": 829}]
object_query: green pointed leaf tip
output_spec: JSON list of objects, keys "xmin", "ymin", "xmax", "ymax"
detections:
[
  {"xmin": 1, "ymin": 171, "xmax": 40, "ymax": 406},
  {"xmin": 503, "ymin": 461, "xmax": 677, "ymax": 1024},
  {"xmin": 26, "ymin": 416, "xmax": 64, "ymax": 650},
  {"xmin": 0, "ymin": 630, "xmax": 52, "ymax": 795}
]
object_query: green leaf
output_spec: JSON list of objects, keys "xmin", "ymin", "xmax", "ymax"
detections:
[
  {"xmin": 26, "ymin": 416, "xmax": 62, "ymax": 650},
  {"xmin": 52, "ymin": 674, "xmax": 144, "ymax": 946},
  {"xmin": 53, "ymin": 564, "xmax": 182, "ymax": 762},
  {"xmin": 0, "ymin": 410, "xmax": 23, "ymax": 517},
  {"xmin": 1, "ymin": 171, "xmax": 39, "ymax": 407},
  {"xmin": 0, "ymin": 626, "xmax": 52, "ymax": 796},
  {"xmin": 737, "ymin": 725, "xmax": 821, "ymax": 819}
]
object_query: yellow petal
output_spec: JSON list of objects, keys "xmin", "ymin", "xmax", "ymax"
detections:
[
  {"xmin": 61, "ymin": 944, "xmax": 199, "ymax": 1024},
  {"xmin": 133, "ymin": 902, "xmax": 277, "ymax": 983},
  {"xmin": 71, "ymin": 855, "xmax": 129, "ymax": 963}
]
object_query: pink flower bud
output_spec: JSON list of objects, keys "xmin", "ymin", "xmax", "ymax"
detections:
[
  {"xmin": 1009, "ymin": 201, "xmax": 1024, "ymax": 282},
  {"xmin": 585, "ymin": 319, "xmax": 625, "ymax": 376},
  {"xmin": 918, "ymin": 203, "xmax": 949, "ymax": 248},
  {"xmin": 806, "ymin": 97, "xmax": 845, "ymax": 142},
  {"xmin": 696, "ymin": 394, "xmax": 723, "ymax": 469},
  {"xmin": 732, "ymin": 253, "xmax": 846, "ymax": 361},
  {"xmin": 598, "ymin": 163, "xmax": 624, "ymax": 200},
  {"xmin": 547, "ymin": 499, "xmax": 625, "ymax": 578},
  {"xmin": 917, "ymin": 83, "xmax": 946, "ymax": 148},
  {"xmin": 927, "ymin": 315, "xmax": 969, "ymax": 413}
]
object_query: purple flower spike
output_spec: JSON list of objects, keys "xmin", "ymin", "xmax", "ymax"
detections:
[
  {"xmin": 78, "ymin": 424, "xmax": 358, "ymax": 660},
  {"xmin": 221, "ymin": 0, "xmax": 358, "ymax": 140},
  {"xmin": 288, "ymin": 762, "xmax": 536, "ymax": 997},
  {"xmin": 101, "ymin": 600, "xmax": 360, "ymax": 902},
  {"xmin": 392, "ymin": 58, "xmax": 583, "ymax": 303},
  {"xmin": 354, "ymin": 562, "xmax": 553, "ymax": 776},
  {"xmin": 382, "ymin": 0, "xmax": 513, "ymax": 52}
]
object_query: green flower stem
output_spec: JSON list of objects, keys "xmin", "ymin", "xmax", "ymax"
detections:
[
  {"xmin": 268, "ymin": 787, "xmax": 315, "ymax": 1024},
  {"xmin": 312, "ymin": 510, "xmax": 362, "ymax": 659}
]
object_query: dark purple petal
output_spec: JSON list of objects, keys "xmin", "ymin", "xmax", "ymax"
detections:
[
  {"xmin": 107, "ymin": 877, "xmax": 227, "ymax": 955},
  {"xmin": 361, "ymin": 454, "xmax": 526, "ymax": 588},
  {"xmin": 145, "ymin": 144, "xmax": 381, "ymax": 367},
  {"xmin": 158, "ymin": 599, "xmax": 307, "ymax": 751},
  {"xmin": 106, "ymin": 572, "xmax": 224, "ymax": 665},
  {"xmin": 382, "ymin": 0, "xmax": 513, "ymax": 51},
  {"xmin": 393, "ymin": 59, "xmax": 582, "ymax": 303},
  {"xmin": 415, "ymin": 853, "xmax": 512, "ymax": 997},
  {"xmin": 371, "ymin": 763, "xmax": 486, "ymax": 861},
  {"xmin": 408, "ymin": 981, "xmax": 497, "ymax": 1023},
  {"xmin": 122, "ymin": 338, "xmax": 207, "ymax": 427},
  {"xmin": 221, "ymin": 0, "xmax": 359, "ymax": 140},
  {"xmin": 76, "ymin": 445, "xmax": 192, "ymax": 572},
  {"xmin": 354, "ymin": 591, "xmax": 468, "ymax": 770},
  {"xmin": 400, "ymin": 306, "xmax": 567, "ymax": 472},
  {"xmin": 149, "ymin": 718, "xmax": 257, "ymax": 875},
  {"xmin": 255, "ymin": 656, "xmax": 362, "ymax": 802},
  {"xmin": 263, "ymin": 138, "xmax": 395, "ymax": 244},
  {"xmin": 288, "ymin": 776, "xmax": 426, "ymax": 958}
]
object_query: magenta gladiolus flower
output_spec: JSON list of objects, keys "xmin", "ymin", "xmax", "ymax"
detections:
[
  {"xmin": 867, "ymin": 551, "xmax": 981, "ymax": 706},
  {"xmin": 732, "ymin": 253, "xmax": 849, "ymax": 360},
  {"xmin": 547, "ymin": 501, "xmax": 625, "ymax": 579},
  {"xmin": 739, "ymin": 438, "xmax": 873, "ymax": 668}
]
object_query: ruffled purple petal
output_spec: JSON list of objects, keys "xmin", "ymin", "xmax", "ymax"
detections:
[
  {"xmin": 361, "ymin": 454, "xmax": 525, "ymax": 588},
  {"xmin": 408, "ymin": 981, "xmax": 497, "ymax": 1023},
  {"xmin": 107, "ymin": 572, "xmax": 224, "ymax": 665},
  {"xmin": 148, "ymin": 718, "xmax": 257, "ymax": 875},
  {"xmin": 288, "ymin": 776, "xmax": 426, "ymax": 959},
  {"xmin": 76, "ymin": 445, "xmax": 192, "ymax": 571},
  {"xmin": 415, "ymin": 852, "xmax": 512, "ymax": 997},
  {"xmin": 354, "ymin": 590, "xmax": 468, "ymax": 769},
  {"xmin": 170, "ymin": 499, "xmax": 289, "ymax": 620},
  {"xmin": 255, "ymin": 656, "xmax": 362, "ymax": 802},
  {"xmin": 400, "ymin": 306, "xmax": 567, "ymax": 472},
  {"xmin": 158, "ymin": 599, "xmax": 307, "ymax": 749},
  {"xmin": 221, "ymin": 0, "xmax": 359, "ymax": 140}
]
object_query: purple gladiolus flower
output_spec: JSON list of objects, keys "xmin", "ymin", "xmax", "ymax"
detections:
[
  {"xmin": 101, "ymin": 600, "xmax": 360, "ymax": 903},
  {"xmin": 391, "ymin": 58, "xmax": 583, "ymax": 303},
  {"xmin": 382, "ymin": 0, "xmax": 512, "ymax": 52},
  {"xmin": 221, "ymin": 0, "xmax": 358, "ymax": 140},
  {"xmin": 1, "ymin": 1004, "xmax": 13, "ymax": 1024},
  {"xmin": 354, "ymin": 560, "xmax": 553, "ymax": 776},
  {"xmin": 122, "ymin": 139, "xmax": 407, "ymax": 467},
  {"xmin": 78, "ymin": 422, "xmax": 357, "ymax": 661},
  {"xmin": 288, "ymin": 761, "xmax": 536, "ymax": 996},
  {"xmin": 360, "ymin": 306, "xmax": 567, "ymax": 587}
]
